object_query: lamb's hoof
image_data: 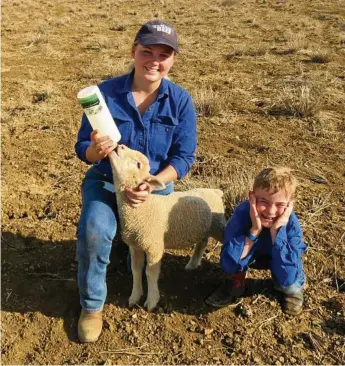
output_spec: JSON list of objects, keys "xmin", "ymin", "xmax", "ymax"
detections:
[
  {"xmin": 144, "ymin": 297, "xmax": 159, "ymax": 312},
  {"xmin": 185, "ymin": 261, "xmax": 200, "ymax": 270},
  {"xmin": 128, "ymin": 293, "xmax": 143, "ymax": 308}
]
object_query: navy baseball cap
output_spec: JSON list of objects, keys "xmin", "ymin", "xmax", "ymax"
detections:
[{"xmin": 134, "ymin": 20, "xmax": 179, "ymax": 53}]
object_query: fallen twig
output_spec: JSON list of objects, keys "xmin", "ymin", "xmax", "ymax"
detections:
[
  {"xmin": 257, "ymin": 314, "xmax": 279, "ymax": 330},
  {"xmin": 228, "ymin": 298, "xmax": 244, "ymax": 308}
]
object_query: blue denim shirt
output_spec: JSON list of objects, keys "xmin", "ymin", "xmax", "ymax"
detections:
[
  {"xmin": 220, "ymin": 200, "xmax": 307, "ymax": 287},
  {"xmin": 75, "ymin": 71, "xmax": 197, "ymax": 179}
]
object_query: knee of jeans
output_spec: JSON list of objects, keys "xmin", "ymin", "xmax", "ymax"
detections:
[{"xmin": 78, "ymin": 218, "xmax": 115, "ymax": 257}]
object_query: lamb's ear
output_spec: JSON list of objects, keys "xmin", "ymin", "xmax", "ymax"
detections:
[{"xmin": 143, "ymin": 175, "xmax": 166, "ymax": 191}]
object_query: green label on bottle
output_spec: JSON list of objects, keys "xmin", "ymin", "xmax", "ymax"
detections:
[{"xmin": 78, "ymin": 93, "xmax": 100, "ymax": 109}]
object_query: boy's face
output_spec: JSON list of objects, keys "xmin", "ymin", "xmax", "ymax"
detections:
[{"xmin": 252, "ymin": 188, "xmax": 292, "ymax": 228}]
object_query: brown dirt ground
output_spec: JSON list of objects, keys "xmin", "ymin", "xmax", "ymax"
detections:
[{"xmin": 2, "ymin": 0, "xmax": 345, "ymax": 364}]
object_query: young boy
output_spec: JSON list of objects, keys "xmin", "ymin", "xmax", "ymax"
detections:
[{"xmin": 206, "ymin": 167, "xmax": 306, "ymax": 315}]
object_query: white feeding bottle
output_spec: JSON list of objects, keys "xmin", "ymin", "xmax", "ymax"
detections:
[{"xmin": 77, "ymin": 85, "xmax": 121, "ymax": 143}]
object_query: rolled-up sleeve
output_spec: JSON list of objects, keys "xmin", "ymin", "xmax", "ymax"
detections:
[
  {"xmin": 166, "ymin": 92, "xmax": 197, "ymax": 179},
  {"xmin": 75, "ymin": 113, "xmax": 93, "ymax": 164}
]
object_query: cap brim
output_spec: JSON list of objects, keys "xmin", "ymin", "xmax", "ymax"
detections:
[{"xmin": 138, "ymin": 36, "xmax": 179, "ymax": 53}]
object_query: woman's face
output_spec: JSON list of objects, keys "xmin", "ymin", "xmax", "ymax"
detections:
[{"xmin": 132, "ymin": 44, "xmax": 175, "ymax": 83}]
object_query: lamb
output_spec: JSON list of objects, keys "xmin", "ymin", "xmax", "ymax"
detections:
[{"xmin": 108, "ymin": 145, "xmax": 226, "ymax": 311}]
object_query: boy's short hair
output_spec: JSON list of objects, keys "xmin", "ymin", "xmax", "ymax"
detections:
[{"xmin": 253, "ymin": 167, "xmax": 297, "ymax": 197}]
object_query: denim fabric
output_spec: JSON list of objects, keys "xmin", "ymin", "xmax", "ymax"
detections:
[{"xmin": 77, "ymin": 166, "xmax": 174, "ymax": 312}]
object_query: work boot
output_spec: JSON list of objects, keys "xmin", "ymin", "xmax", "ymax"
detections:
[
  {"xmin": 281, "ymin": 290, "xmax": 304, "ymax": 315},
  {"xmin": 205, "ymin": 272, "xmax": 246, "ymax": 308},
  {"xmin": 78, "ymin": 310, "xmax": 103, "ymax": 343}
]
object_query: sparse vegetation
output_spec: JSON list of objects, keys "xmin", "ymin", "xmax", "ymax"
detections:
[
  {"xmin": 269, "ymin": 81, "xmax": 324, "ymax": 119},
  {"xmin": 2, "ymin": 0, "xmax": 345, "ymax": 364}
]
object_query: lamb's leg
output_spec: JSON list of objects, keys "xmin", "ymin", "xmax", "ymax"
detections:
[
  {"xmin": 144, "ymin": 252, "xmax": 163, "ymax": 311},
  {"xmin": 185, "ymin": 237, "xmax": 208, "ymax": 270},
  {"xmin": 128, "ymin": 246, "xmax": 145, "ymax": 307}
]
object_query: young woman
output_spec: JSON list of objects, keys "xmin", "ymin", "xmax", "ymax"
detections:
[{"xmin": 75, "ymin": 20, "xmax": 197, "ymax": 342}]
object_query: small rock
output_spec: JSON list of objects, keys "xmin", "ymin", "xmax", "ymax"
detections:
[
  {"xmin": 196, "ymin": 338, "xmax": 204, "ymax": 345},
  {"xmin": 204, "ymin": 328, "xmax": 214, "ymax": 336},
  {"xmin": 279, "ymin": 356, "xmax": 285, "ymax": 363},
  {"xmin": 132, "ymin": 313, "xmax": 137, "ymax": 320}
]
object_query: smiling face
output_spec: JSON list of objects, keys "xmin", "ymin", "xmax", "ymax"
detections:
[
  {"xmin": 253, "ymin": 188, "xmax": 291, "ymax": 228},
  {"xmin": 132, "ymin": 43, "xmax": 175, "ymax": 84}
]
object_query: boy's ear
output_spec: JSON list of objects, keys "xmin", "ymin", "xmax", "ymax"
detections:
[
  {"xmin": 248, "ymin": 191, "xmax": 254, "ymax": 200},
  {"xmin": 143, "ymin": 175, "xmax": 166, "ymax": 191}
]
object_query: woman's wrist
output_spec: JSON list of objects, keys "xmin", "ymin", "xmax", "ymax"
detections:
[{"xmin": 86, "ymin": 144, "xmax": 101, "ymax": 163}]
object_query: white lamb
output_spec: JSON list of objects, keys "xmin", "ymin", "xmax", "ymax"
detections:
[{"xmin": 108, "ymin": 145, "xmax": 226, "ymax": 311}]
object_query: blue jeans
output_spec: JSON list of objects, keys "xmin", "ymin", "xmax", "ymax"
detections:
[
  {"xmin": 76, "ymin": 166, "xmax": 173, "ymax": 312},
  {"xmin": 248, "ymin": 255, "xmax": 305, "ymax": 295}
]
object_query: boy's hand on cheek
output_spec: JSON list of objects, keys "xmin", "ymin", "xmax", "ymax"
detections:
[
  {"xmin": 271, "ymin": 201, "xmax": 293, "ymax": 232},
  {"xmin": 249, "ymin": 192, "xmax": 262, "ymax": 236}
]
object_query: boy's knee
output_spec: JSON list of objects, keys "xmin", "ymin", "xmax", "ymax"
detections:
[{"xmin": 220, "ymin": 257, "xmax": 240, "ymax": 275}]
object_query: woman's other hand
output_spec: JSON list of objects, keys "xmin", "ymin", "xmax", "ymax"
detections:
[{"xmin": 125, "ymin": 183, "xmax": 153, "ymax": 208}]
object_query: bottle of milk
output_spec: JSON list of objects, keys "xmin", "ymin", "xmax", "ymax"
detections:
[{"xmin": 77, "ymin": 85, "xmax": 121, "ymax": 143}]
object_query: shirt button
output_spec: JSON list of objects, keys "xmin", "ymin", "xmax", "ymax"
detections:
[{"xmin": 139, "ymin": 140, "xmax": 144, "ymax": 146}]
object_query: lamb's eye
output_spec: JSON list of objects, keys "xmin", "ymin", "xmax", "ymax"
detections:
[{"xmin": 136, "ymin": 161, "xmax": 141, "ymax": 169}]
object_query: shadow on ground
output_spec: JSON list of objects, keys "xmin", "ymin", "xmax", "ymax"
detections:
[{"xmin": 2, "ymin": 231, "xmax": 279, "ymax": 341}]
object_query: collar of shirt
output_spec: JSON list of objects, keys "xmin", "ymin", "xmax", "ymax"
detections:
[{"xmin": 117, "ymin": 70, "xmax": 169, "ymax": 100}]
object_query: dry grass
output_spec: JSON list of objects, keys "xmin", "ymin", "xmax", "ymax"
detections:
[
  {"xmin": 2, "ymin": 0, "xmax": 345, "ymax": 364},
  {"xmin": 225, "ymin": 43, "xmax": 269, "ymax": 59},
  {"xmin": 269, "ymin": 81, "xmax": 324, "ymax": 119},
  {"xmin": 286, "ymin": 31, "xmax": 307, "ymax": 52},
  {"xmin": 191, "ymin": 87, "xmax": 231, "ymax": 117}
]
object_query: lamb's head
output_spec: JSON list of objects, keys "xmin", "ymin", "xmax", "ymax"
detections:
[{"xmin": 108, "ymin": 145, "xmax": 166, "ymax": 192}]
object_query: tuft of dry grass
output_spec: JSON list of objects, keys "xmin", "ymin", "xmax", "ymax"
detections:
[
  {"xmin": 285, "ymin": 31, "xmax": 307, "ymax": 52},
  {"xmin": 269, "ymin": 82, "xmax": 324, "ymax": 119},
  {"xmin": 225, "ymin": 43, "xmax": 268, "ymax": 59},
  {"xmin": 191, "ymin": 87, "xmax": 230, "ymax": 117},
  {"xmin": 301, "ymin": 192, "xmax": 333, "ymax": 231},
  {"xmin": 221, "ymin": 0, "xmax": 240, "ymax": 6},
  {"xmin": 79, "ymin": 57, "xmax": 129, "ymax": 82},
  {"xmin": 110, "ymin": 22, "xmax": 130, "ymax": 32},
  {"xmin": 299, "ymin": 48, "xmax": 332, "ymax": 64},
  {"xmin": 85, "ymin": 35, "xmax": 112, "ymax": 51},
  {"xmin": 309, "ymin": 110, "xmax": 343, "ymax": 139},
  {"xmin": 177, "ymin": 156, "xmax": 255, "ymax": 217},
  {"xmin": 26, "ymin": 32, "xmax": 48, "ymax": 47}
]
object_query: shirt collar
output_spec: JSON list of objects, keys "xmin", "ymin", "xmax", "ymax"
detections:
[{"xmin": 120, "ymin": 70, "xmax": 169, "ymax": 99}]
